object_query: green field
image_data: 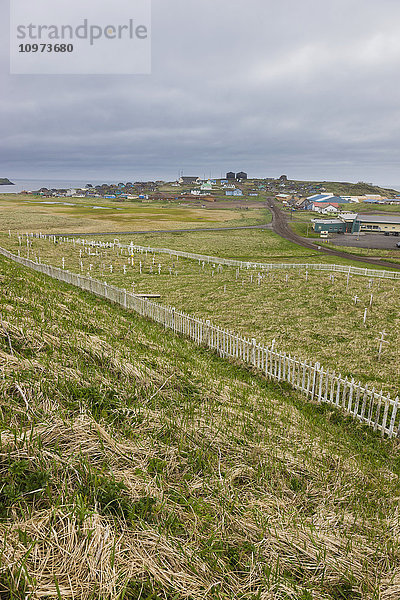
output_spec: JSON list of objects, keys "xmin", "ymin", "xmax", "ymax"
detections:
[
  {"xmin": 1, "ymin": 255, "xmax": 400, "ymax": 599},
  {"xmin": 0, "ymin": 194, "xmax": 268, "ymax": 235}
]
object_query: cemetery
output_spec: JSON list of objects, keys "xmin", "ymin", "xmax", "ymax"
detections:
[
  {"xmin": 0, "ymin": 226, "xmax": 400, "ymax": 600},
  {"xmin": 2, "ymin": 231, "xmax": 399, "ymax": 398}
]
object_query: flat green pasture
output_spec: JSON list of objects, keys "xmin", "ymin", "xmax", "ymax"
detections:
[{"xmin": 0, "ymin": 194, "xmax": 268, "ymax": 234}]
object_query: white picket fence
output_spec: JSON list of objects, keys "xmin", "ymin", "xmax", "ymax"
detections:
[
  {"xmin": 1, "ymin": 244, "xmax": 399, "ymax": 438},
  {"xmin": 36, "ymin": 233, "xmax": 400, "ymax": 280}
]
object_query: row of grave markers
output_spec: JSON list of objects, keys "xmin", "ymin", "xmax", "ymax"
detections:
[
  {"xmin": 23, "ymin": 231, "xmax": 400, "ymax": 280},
  {"xmin": 13, "ymin": 233, "xmax": 394, "ymax": 340}
]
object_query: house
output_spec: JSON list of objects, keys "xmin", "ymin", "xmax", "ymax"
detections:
[
  {"xmin": 294, "ymin": 198, "xmax": 313, "ymax": 210},
  {"xmin": 312, "ymin": 202, "xmax": 340, "ymax": 214},
  {"xmin": 226, "ymin": 172, "xmax": 235, "ymax": 180},
  {"xmin": 225, "ymin": 189, "xmax": 243, "ymax": 196},
  {"xmin": 179, "ymin": 176, "xmax": 201, "ymax": 185},
  {"xmin": 236, "ymin": 172, "xmax": 247, "ymax": 180},
  {"xmin": 200, "ymin": 182, "xmax": 213, "ymax": 192}
]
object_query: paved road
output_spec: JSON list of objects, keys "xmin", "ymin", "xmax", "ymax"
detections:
[
  {"xmin": 268, "ymin": 200, "xmax": 400, "ymax": 271},
  {"xmin": 331, "ymin": 233, "xmax": 400, "ymax": 250},
  {"xmin": 51, "ymin": 223, "xmax": 273, "ymax": 237}
]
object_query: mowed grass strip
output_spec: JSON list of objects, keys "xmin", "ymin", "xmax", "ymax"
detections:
[{"xmin": 0, "ymin": 255, "xmax": 400, "ymax": 599}]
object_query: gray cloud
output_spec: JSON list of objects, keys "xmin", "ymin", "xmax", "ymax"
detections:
[{"xmin": 2, "ymin": 0, "xmax": 400, "ymax": 185}]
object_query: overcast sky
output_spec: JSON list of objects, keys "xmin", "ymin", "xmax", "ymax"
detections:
[{"xmin": 2, "ymin": 0, "xmax": 400, "ymax": 186}]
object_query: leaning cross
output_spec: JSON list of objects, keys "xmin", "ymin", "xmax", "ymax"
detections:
[{"xmin": 376, "ymin": 330, "xmax": 389, "ymax": 358}]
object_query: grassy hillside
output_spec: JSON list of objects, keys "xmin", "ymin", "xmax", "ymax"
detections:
[
  {"xmin": 1, "ymin": 255, "xmax": 400, "ymax": 599},
  {"xmin": 294, "ymin": 180, "xmax": 399, "ymax": 197}
]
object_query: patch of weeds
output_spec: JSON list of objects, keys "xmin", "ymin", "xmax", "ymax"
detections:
[
  {"xmin": 0, "ymin": 331, "xmax": 37, "ymax": 359},
  {"xmin": 80, "ymin": 474, "xmax": 131, "ymax": 519},
  {"xmin": 0, "ymin": 459, "xmax": 50, "ymax": 519},
  {"xmin": 80, "ymin": 472, "xmax": 156, "ymax": 523},
  {"xmin": 122, "ymin": 578, "xmax": 189, "ymax": 600},
  {"xmin": 326, "ymin": 580, "xmax": 362, "ymax": 600},
  {"xmin": 198, "ymin": 538, "xmax": 256, "ymax": 574},
  {"xmin": 288, "ymin": 475, "xmax": 307, "ymax": 493},
  {"xmin": 154, "ymin": 424, "xmax": 180, "ymax": 446},
  {"xmin": 130, "ymin": 496, "xmax": 157, "ymax": 521},
  {"xmin": 160, "ymin": 511, "xmax": 187, "ymax": 537},
  {"xmin": 63, "ymin": 383, "xmax": 120, "ymax": 420},
  {"xmin": 186, "ymin": 449, "xmax": 209, "ymax": 475},
  {"xmin": 0, "ymin": 572, "xmax": 29, "ymax": 600},
  {"xmin": 148, "ymin": 457, "xmax": 167, "ymax": 476}
]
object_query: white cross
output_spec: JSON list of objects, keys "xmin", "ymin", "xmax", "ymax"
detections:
[
  {"xmin": 353, "ymin": 295, "xmax": 359, "ymax": 304},
  {"xmin": 376, "ymin": 330, "xmax": 389, "ymax": 358}
]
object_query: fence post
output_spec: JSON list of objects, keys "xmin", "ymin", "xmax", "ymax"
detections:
[
  {"xmin": 205, "ymin": 320, "xmax": 211, "ymax": 347},
  {"xmin": 251, "ymin": 338, "xmax": 257, "ymax": 366},
  {"xmin": 311, "ymin": 362, "xmax": 319, "ymax": 399}
]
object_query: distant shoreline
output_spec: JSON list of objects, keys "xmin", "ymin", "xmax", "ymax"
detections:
[{"xmin": 0, "ymin": 179, "xmax": 14, "ymax": 186}]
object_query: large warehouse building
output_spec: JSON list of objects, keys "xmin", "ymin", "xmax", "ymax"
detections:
[
  {"xmin": 353, "ymin": 214, "xmax": 400, "ymax": 234},
  {"xmin": 312, "ymin": 213, "xmax": 400, "ymax": 235}
]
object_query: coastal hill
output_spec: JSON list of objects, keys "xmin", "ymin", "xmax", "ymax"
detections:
[{"xmin": 0, "ymin": 178, "xmax": 13, "ymax": 185}]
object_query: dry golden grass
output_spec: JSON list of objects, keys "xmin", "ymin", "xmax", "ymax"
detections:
[{"xmin": 1, "ymin": 255, "xmax": 400, "ymax": 599}]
